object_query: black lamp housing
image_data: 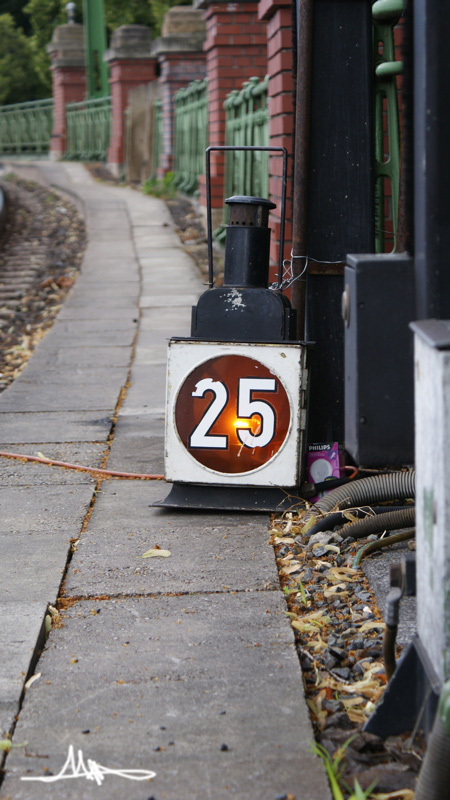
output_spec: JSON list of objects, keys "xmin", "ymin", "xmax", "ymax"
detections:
[{"xmin": 191, "ymin": 194, "xmax": 297, "ymax": 342}]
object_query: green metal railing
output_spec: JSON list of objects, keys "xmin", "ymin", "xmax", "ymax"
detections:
[
  {"xmin": 224, "ymin": 75, "xmax": 269, "ymax": 200},
  {"xmin": 65, "ymin": 96, "xmax": 112, "ymax": 161},
  {"xmin": 173, "ymin": 78, "xmax": 208, "ymax": 194},
  {"xmin": 210, "ymin": 75, "xmax": 269, "ymax": 240},
  {"xmin": 152, "ymin": 98, "xmax": 163, "ymax": 178},
  {"xmin": 373, "ymin": 0, "xmax": 403, "ymax": 252},
  {"xmin": 0, "ymin": 98, "xmax": 53, "ymax": 156}
]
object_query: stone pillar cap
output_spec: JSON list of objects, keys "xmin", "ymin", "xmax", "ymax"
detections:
[
  {"xmin": 104, "ymin": 25, "xmax": 152, "ymax": 62},
  {"xmin": 161, "ymin": 6, "xmax": 206, "ymax": 37},
  {"xmin": 46, "ymin": 22, "xmax": 85, "ymax": 67}
]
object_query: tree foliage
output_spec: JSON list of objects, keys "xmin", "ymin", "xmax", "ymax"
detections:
[
  {"xmin": 0, "ymin": 0, "xmax": 192, "ymax": 105},
  {"xmin": 0, "ymin": 13, "xmax": 43, "ymax": 104},
  {"xmin": 0, "ymin": 0, "xmax": 32, "ymax": 35}
]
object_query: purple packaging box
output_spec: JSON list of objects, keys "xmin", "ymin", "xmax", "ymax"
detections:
[{"xmin": 306, "ymin": 442, "xmax": 345, "ymax": 503}]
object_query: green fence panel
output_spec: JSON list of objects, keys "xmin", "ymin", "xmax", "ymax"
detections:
[
  {"xmin": 224, "ymin": 76, "xmax": 269, "ymax": 201},
  {"xmin": 173, "ymin": 78, "xmax": 208, "ymax": 194},
  {"xmin": 65, "ymin": 96, "xmax": 112, "ymax": 162},
  {"xmin": 210, "ymin": 75, "xmax": 270, "ymax": 241},
  {"xmin": 373, "ymin": 0, "xmax": 403, "ymax": 252},
  {"xmin": 0, "ymin": 98, "xmax": 53, "ymax": 156}
]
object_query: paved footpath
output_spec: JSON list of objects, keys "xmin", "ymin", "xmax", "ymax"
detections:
[{"xmin": 0, "ymin": 162, "xmax": 330, "ymax": 800}]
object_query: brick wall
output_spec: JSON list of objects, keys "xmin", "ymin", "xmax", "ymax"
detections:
[
  {"xmin": 260, "ymin": 0, "xmax": 294, "ymax": 286},
  {"xmin": 198, "ymin": 1, "xmax": 268, "ymax": 220},
  {"xmin": 50, "ymin": 67, "xmax": 86, "ymax": 159}
]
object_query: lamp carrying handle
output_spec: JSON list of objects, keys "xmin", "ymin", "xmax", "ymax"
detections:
[{"xmin": 205, "ymin": 146, "xmax": 288, "ymax": 290}]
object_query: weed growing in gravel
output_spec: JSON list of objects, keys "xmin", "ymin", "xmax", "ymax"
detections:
[{"xmin": 142, "ymin": 172, "xmax": 177, "ymax": 199}]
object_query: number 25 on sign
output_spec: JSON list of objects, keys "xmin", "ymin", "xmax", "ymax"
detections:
[{"xmin": 165, "ymin": 341, "xmax": 308, "ymax": 488}]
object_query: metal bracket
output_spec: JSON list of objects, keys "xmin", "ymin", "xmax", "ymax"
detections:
[{"xmin": 364, "ymin": 634, "xmax": 441, "ymax": 739}]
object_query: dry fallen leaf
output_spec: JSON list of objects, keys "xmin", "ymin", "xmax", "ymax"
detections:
[
  {"xmin": 24, "ymin": 672, "xmax": 41, "ymax": 689},
  {"xmin": 323, "ymin": 584, "xmax": 349, "ymax": 598},
  {"xmin": 141, "ymin": 548, "xmax": 171, "ymax": 558},
  {"xmin": 359, "ymin": 620, "xmax": 385, "ymax": 633},
  {"xmin": 280, "ymin": 563, "xmax": 301, "ymax": 575},
  {"xmin": 326, "ymin": 567, "xmax": 359, "ymax": 583}
]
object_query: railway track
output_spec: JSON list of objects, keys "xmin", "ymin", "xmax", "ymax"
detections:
[{"xmin": 0, "ymin": 175, "xmax": 86, "ymax": 391}]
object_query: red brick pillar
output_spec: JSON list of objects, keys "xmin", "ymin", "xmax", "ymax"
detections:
[
  {"xmin": 46, "ymin": 23, "xmax": 86, "ymax": 160},
  {"xmin": 153, "ymin": 7, "xmax": 206, "ymax": 177},
  {"xmin": 196, "ymin": 0, "xmax": 268, "ymax": 228},
  {"xmin": 259, "ymin": 0, "xmax": 294, "ymax": 286},
  {"xmin": 104, "ymin": 26, "xmax": 157, "ymax": 175}
]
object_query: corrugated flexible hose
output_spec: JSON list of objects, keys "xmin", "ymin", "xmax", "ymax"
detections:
[
  {"xmin": 339, "ymin": 506, "xmax": 415, "ymax": 539},
  {"xmin": 310, "ymin": 470, "xmax": 415, "ymax": 516}
]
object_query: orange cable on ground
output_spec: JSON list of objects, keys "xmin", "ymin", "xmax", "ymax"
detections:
[{"xmin": 0, "ymin": 451, "xmax": 164, "ymax": 480}]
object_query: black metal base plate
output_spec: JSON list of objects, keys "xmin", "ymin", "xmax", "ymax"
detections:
[
  {"xmin": 364, "ymin": 634, "xmax": 441, "ymax": 739},
  {"xmin": 152, "ymin": 482, "xmax": 304, "ymax": 513}
]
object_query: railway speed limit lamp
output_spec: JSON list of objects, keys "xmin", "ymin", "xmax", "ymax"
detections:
[{"xmin": 157, "ymin": 146, "xmax": 309, "ymax": 511}]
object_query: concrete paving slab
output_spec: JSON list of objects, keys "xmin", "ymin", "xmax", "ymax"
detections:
[
  {"xmin": 1, "ymin": 594, "xmax": 329, "ymax": 800},
  {"xmin": 38, "ymin": 318, "xmax": 137, "ymax": 336},
  {"xmin": 0, "ymin": 412, "xmax": 112, "ymax": 444},
  {"xmin": 0, "ymin": 380, "xmax": 124, "ymax": 413},
  {"xmin": 2, "ymin": 531, "xmax": 74, "ymax": 603},
  {"xmin": 88, "ymin": 228, "xmax": 133, "ymax": 242},
  {"xmin": 141, "ymin": 294, "xmax": 198, "ymax": 308},
  {"xmin": 0, "ymin": 484, "xmax": 94, "ymax": 535},
  {"xmin": 119, "ymin": 363, "xmax": 166, "ymax": 409},
  {"xmin": 56, "ymin": 306, "xmax": 138, "ymax": 321},
  {"xmin": 76, "ymin": 256, "xmax": 138, "ymax": 271},
  {"xmin": 19, "ymin": 346, "xmax": 132, "ymax": 371},
  {"xmin": 84, "ymin": 216, "xmax": 130, "ymax": 233},
  {"xmin": 63, "ymin": 284, "xmax": 139, "ymax": 300},
  {"xmin": 67, "ymin": 481, "xmax": 251, "ymax": 531},
  {"xmin": 71, "ymin": 275, "xmax": 140, "ymax": 285},
  {"xmin": 0, "ymin": 443, "xmax": 107, "ymax": 486},
  {"xmin": 106, "ymin": 415, "xmax": 164, "ymax": 471},
  {"xmin": 141, "ymin": 276, "xmax": 202, "ymax": 294},
  {"xmin": 132, "ymin": 345, "xmax": 166, "ymax": 366},
  {"xmin": 0, "ymin": 602, "xmax": 47, "ymax": 737},
  {"xmin": 83, "ymin": 242, "xmax": 135, "ymax": 259},
  {"xmin": 64, "ymin": 504, "xmax": 279, "ymax": 597},
  {"xmin": 139, "ymin": 249, "xmax": 197, "ymax": 265},
  {"xmin": 139, "ymin": 307, "xmax": 192, "ymax": 331},
  {"xmin": 35, "ymin": 328, "xmax": 136, "ymax": 349},
  {"xmin": 16, "ymin": 366, "xmax": 129, "ymax": 388},
  {"xmin": 61, "ymin": 295, "xmax": 138, "ymax": 310}
]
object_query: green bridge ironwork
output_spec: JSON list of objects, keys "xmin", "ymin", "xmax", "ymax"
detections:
[
  {"xmin": 173, "ymin": 78, "xmax": 208, "ymax": 194},
  {"xmin": 65, "ymin": 96, "xmax": 112, "ymax": 162},
  {"xmin": 224, "ymin": 75, "xmax": 269, "ymax": 200},
  {"xmin": 0, "ymin": 99, "xmax": 53, "ymax": 156}
]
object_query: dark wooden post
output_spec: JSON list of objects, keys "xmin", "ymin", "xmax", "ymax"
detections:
[{"xmin": 302, "ymin": 0, "xmax": 374, "ymax": 442}]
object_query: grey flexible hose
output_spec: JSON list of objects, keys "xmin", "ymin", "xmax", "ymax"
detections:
[
  {"xmin": 339, "ymin": 506, "xmax": 415, "ymax": 539},
  {"xmin": 310, "ymin": 470, "xmax": 415, "ymax": 516}
]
